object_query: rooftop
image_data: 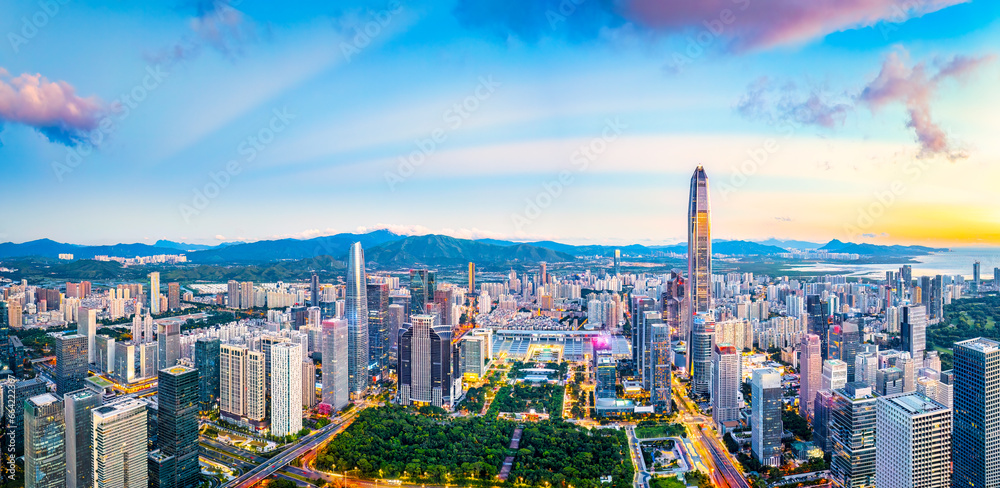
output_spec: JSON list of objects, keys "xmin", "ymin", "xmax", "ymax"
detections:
[
  {"xmin": 27, "ymin": 393, "xmax": 60, "ymax": 407},
  {"xmin": 956, "ymin": 337, "xmax": 1000, "ymax": 353},
  {"xmin": 882, "ymin": 393, "xmax": 949, "ymax": 415}
]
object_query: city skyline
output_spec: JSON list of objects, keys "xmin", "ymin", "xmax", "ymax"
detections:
[{"xmin": 2, "ymin": 1, "xmax": 1000, "ymax": 246}]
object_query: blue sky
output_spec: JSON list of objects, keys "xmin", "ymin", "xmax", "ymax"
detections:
[{"xmin": 1, "ymin": 0, "xmax": 999, "ymax": 246}]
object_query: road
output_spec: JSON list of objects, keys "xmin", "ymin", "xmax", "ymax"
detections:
[
  {"xmin": 221, "ymin": 405, "xmax": 366, "ymax": 487},
  {"xmin": 671, "ymin": 379, "xmax": 750, "ymax": 488},
  {"xmin": 625, "ymin": 426, "xmax": 650, "ymax": 488}
]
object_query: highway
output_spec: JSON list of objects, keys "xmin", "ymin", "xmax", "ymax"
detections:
[
  {"xmin": 671, "ymin": 379, "xmax": 750, "ymax": 488},
  {"xmin": 221, "ymin": 405, "xmax": 365, "ymax": 487}
]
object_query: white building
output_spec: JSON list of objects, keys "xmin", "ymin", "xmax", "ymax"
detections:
[
  {"xmin": 92, "ymin": 399, "xmax": 148, "ymax": 488},
  {"xmin": 270, "ymin": 342, "xmax": 303, "ymax": 437},
  {"xmin": 822, "ymin": 359, "xmax": 848, "ymax": 391},
  {"xmin": 322, "ymin": 319, "xmax": 350, "ymax": 411},
  {"xmin": 875, "ymin": 393, "xmax": 951, "ymax": 488},
  {"xmin": 711, "ymin": 343, "xmax": 741, "ymax": 427}
]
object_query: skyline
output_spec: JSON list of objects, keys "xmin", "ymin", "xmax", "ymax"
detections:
[{"xmin": 2, "ymin": 1, "xmax": 1000, "ymax": 246}]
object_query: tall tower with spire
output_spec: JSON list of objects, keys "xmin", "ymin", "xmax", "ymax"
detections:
[
  {"xmin": 345, "ymin": 242, "xmax": 369, "ymax": 398},
  {"xmin": 686, "ymin": 166, "xmax": 712, "ymax": 378}
]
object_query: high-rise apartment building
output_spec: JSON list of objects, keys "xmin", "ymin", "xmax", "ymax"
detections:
[
  {"xmin": 712, "ymin": 343, "xmax": 740, "ymax": 427},
  {"xmin": 321, "ymin": 319, "xmax": 349, "ymax": 411},
  {"xmin": 92, "ymin": 399, "xmax": 148, "ymax": 488},
  {"xmin": 800, "ymin": 333, "xmax": 822, "ymax": 419},
  {"xmin": 24, "ymin": 393, "xmax": 65, "ymax": 488},
  {"xmin": 875, "ymin": 393, "xmax": 951, "ymax": 488},
  {"xmin": 345, "ymin": 242, "xmax": 369, "ymax": 397},
  {"xmin": 751, "ymin": 368, "xmax": 783, "ymax": 467},
  {"xmin": 650, "ymin": 321, "xmax": 672, "ymax": 414},
  {"xmin": 271, "ymin": 342, "xmax": 303, "ymax": 437},
  {"xmin": 219, "ymin": 345, "xmax": 265, "ymax": 423},
  {"xmin": 952, "ymin": 337, "xmax": 1000, "ymax": 488}
]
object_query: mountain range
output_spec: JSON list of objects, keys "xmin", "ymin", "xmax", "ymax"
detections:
[{"xmin": 0, "ymin": 233, "xmax": 949, "ymax": 265}]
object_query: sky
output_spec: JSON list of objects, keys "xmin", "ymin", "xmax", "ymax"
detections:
[{"xmin": 1, "ymin": 0, "xmax": 999, "ymax": 247}]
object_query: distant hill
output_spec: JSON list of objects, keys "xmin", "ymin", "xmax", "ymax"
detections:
[
  {"xmin": 187, "ymin": 230, "xmax": 403, "ymax": 263},
  {"xmin": 154, "ymin": 240, "xmax": 241, "ymax": 252},
  {"xmin": 819, "ymin": 239, "xmax": 945, "ymax": 256},
  {"xmin": 0, "ymin": 239, "xmax": 181, "ymax": 259},
  {"xmin": 367, "ymin": 235, "xmax": 574, "ymax": 266},
  {"xmin": 757, "ymin": 238, "xmax": 822, "ymax": 250}
]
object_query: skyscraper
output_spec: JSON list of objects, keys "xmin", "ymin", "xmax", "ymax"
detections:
[
  {"xmin": 752, "ymin": 368, "xmax": 783, "ymax": 467},
  {"xmin": 271, "ymin": 342, "xmax": 303, "ymax": 437},
  {"xmin": 812, "ymin": 389, "xmax": 835, "ymax": 454},
  {"xmin": 830, "ymin": 382, "xmax": 878, "ymax": 488},
  {"xmin": 409, "ymin": 269, "xmax": 436, "ymax": 316},
  {"xmin": 321, "ymin": 319, "xmax": 349, "ymax": 411},
  {"xmin": 78, "ymin": 306, "xmax": 97, "ymax": 364},
  {"xmin": 397, "ymin": 314, "xmax": 459, "ymax": 407},
  {"xmin": 468, "ymin": 262, "xmax": 476, "ymax": 294},
  {"xmin": 952, "ymin": 337, "xmax": 1000, "ymax": 488},
  {"xmin": 900, "ymin": 305, "xmax": 927, "ymax": 362},
  {"xmin": 687, "ymin": 165, "xmax": 711, "ymax": 313},
  {"xmin": 806, "ymin": 295, "xmax": 829, "ymax": 359},
  {"xmin": 158, "ymin": 322, "xmax": 180, "ymax": 369},
  {"xmin": 24, "ymin": 393, "xmax": 65, "ymax": 488},
  {"xmin": 691, "ymin": 313, "xmax": 715, "ymax": 397},
  {"xmin": 973, "ymin": 261, "xmax": 981, "ymax": 293},
  {"xmin": 345, "ymin": 242, "xmax": 369, "ymax": 397},
  {"xmin": 650, "ymin": 321, "xmax": 672, "ymax": 414},
  {"xmin": 800, "ymin": 333, "xmax": 822, "ymax": 419},
  {"xmin": 367, "ymin": 280, "xmax": 390, "ymax": 380},
  {"xmin": 150, "ymin": 271, "xmax": 161, "ymax": 315},
  {"xmin": 823, "ymin": 359, "xmax": 848, "ymax": 392},
  {"xmin": 310, "ymin": 273, "xmax": 320, "ymax": 307},
  {"xmin": 195, "ymin": 337, "xmax": 220, "ymax": 412},
  {"xmin": 219, "ymin": 345, "xmax": 265, "ymax": 423},
  {"xmin": 686, "ymin": 166, "xmax": 711, "ymax": 365},
  {"xmin": 154, "ymin": 365, "xmax": 200, "ymax": 488},
  {"xmin": 712, "ymin": 343, "xmax": 740, "ymax": 427},
  {"xmin": 92, "ymin": 399, "xmax": 148, "ymax": 488},
  {"xmin": 841, "ymin": 320, "xmax": 861, "ymax": 382},
  {"xmin": 875, "ymin": 393, "xmax": 951, "ymax": 488},
  {"xmin": 54, "ymin": 333, "xmax": 88, "ymax": 395},
  {"xmin": 64, "ymin": 389, "xmax": 102, "ymax": 488},
  {"xmin": 167, "ymin": 282, "xmax": 180, "ymax": 310}
]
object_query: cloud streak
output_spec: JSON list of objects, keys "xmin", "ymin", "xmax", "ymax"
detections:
[
  {"xmin": 145, "ymin": 0, "xmax": 256, "ymax": 65},
  {"xmin": 859, "ymin": 51, "xmax": 995, "ymax": 158},
  {"xmin": 0, "ymin": 69, "xmax": 104, "ymax": 146},
  {"xmin": 736, "ymin": 50, "xmax": 995, "ymax": 158},
  {"xmin": 452, "ymin": 0, "xmax": 967, "ymax": 50}
]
